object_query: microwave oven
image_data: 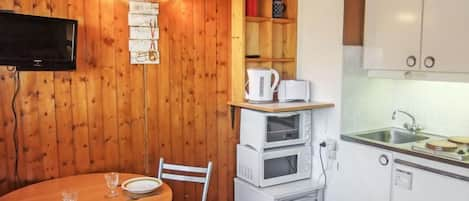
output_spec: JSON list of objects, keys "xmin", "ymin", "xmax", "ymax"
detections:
[
  {"xmin": 240, "ymin": 109, "xmax": 312, "ymax": 151},
  {"xmin": 237, "ymin": 145, "xmax": 312, "ymax": 187}
]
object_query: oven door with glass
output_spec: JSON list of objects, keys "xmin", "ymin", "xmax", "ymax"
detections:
[
  {"xmin": 265, "ymin": 111, "xmax": 311, "ymax": 149},
  {"xmin": 237, "ymin": 144, "xmax": 312, "ymax": 187},
  {"xmin": 240, "ymin": 109, "xmax": 312, "ymax": 151},
  {"xmin": 261, "ymin": 146, "xmax": 312, "ymax": 187}
]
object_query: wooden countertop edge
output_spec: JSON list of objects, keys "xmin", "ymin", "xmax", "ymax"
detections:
[
  {"xmin": 227, "ymin": 101, "xmax": 335, "ymax": 112},
  {"xmin": 341, "ymin": 135, "xmax": 469, "ymax": 169}
]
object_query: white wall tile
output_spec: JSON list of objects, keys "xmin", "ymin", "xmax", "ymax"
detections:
[{"xmin": 342, "ymin": 46, "xmax": 469, "ymax": 137}]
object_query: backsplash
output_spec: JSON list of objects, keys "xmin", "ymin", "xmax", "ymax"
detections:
[{"xmin": 342, "ymin": 46, "xmax": 469, "ymax": 137}]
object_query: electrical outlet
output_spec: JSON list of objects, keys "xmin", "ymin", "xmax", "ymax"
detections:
[{"xmin": 326, "ymin": 139, "xmax": 337, "ymax": 160}]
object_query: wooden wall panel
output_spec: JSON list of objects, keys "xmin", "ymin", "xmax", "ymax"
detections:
[
  {"xmin": 343, "ymin": 0, "xmax": 365, "ymax": 45},
  {"xmin": 99, "ymin": 0, "xmax": 120, "ymax": 172},
  {"xmin": 0, "ymin": 0, "xmax": 234, "ymax": 201},
  {"xmin": 205, "ymin": 0, "xmax": 220, "ymax": 200},
  {"xmin": 193, "ymin": 0, "xmax": 207, "ymax": 199}
]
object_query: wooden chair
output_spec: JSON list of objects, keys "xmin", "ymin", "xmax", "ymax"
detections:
[{"xmin": 157, "ymin": 158, "xmax": 213, "ymax": 201}]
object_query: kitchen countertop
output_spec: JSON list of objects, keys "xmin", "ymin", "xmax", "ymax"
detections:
[{"xmin": 341, "ymin": 128, "xmax": 469, "ymax": 169}]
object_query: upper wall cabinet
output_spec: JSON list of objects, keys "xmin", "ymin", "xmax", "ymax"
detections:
[
  {"xmin": 364, "ymin": 0, "xmax": 469, "ymax": 73},
  {"xmin": 421, "ymin": 0, "xmax": 469, "ymax": 73},
  {"xmin": 364, "ymin": 0, "xmax": 423, "ymax": 71}
]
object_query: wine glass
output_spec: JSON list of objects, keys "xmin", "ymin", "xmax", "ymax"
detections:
[
  {"xmin": 104, "ymin": 172, "xmax": 119, "ymax": 198},
  {"xmin": 61, "ymin": 190, "xmax": 78, "ymax": 201}
]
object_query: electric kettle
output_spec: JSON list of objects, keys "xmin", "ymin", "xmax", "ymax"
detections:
[{"xmin": 245, "ymin": 68, "xmax": 280, "ymax": 103}]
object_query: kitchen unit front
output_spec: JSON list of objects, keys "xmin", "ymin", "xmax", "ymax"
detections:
[
  {"xmin": 392, "ymin": 160, "xmax": 469, "ymax": 201},
  {"xmin": 364, "ymin": 0, "xmax": 469, "ymax": 73},
  {"xmin": 333, "ymin": 141, "xmax": 393, "ymax": 201},
  {"xmin": 420, "ymin": 0, "xmax": 469, "ymax": 72},
  {"xmin": 363, "ymin": 0, "xmax": 422, "ymax": 71},
  {"xmin": 339, "ymin": 130, "xmax": 469, "ymax": 201}
]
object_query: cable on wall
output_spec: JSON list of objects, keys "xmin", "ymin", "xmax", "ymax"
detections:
[
  {"xmin": 319, "ymin": 142, "xmax": 328, "ymax": 200},
  {"xmin": 9, "ymin": 68, "xmax": 21, "ymax": 187},
  {"xmin": 319, "ymin": 142, "xmax": 327, "ymax": 187}
]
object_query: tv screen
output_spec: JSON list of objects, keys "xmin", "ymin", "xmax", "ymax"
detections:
[{"xmin": 0, "ymin": 12, "xmax": 77, "ymax": 71}]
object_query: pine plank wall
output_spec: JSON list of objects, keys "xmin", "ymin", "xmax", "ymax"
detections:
[{"xmin": 0, "ymin": 0, "xmax": 236, "ymax": 201}]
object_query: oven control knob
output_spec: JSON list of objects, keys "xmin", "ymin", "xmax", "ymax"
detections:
[{"xmin": 379, "ymin": 154, "xmax": 389, "ymax": 166}]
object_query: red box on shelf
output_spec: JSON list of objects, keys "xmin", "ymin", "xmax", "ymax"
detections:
[{"xmin": 246, "ymin": 0, "xmax": 258, "ymax": 17}]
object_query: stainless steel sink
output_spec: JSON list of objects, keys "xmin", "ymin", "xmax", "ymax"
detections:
[{"xmin": 357, "ymin": 129, "xmax": 429, "ymax": 144}]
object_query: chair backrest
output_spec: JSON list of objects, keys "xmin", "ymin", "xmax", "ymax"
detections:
[{"xmin": 157, "ymin": 158, "xmax": 213, "ymax": 201}]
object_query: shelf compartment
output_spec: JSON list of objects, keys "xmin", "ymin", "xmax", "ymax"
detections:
[
  {"xmin": 245, "ymin": 21, "xmax": 272, "ymax": 58},
  {"xmin": 272, "ymin": 61, "xmax": 296, "ymax": 80},
  {"xmin": 245, "ymin": 16, "xmax": 296, "ymax": 24},
  {"xmin": 245, "ymin": 16, "xmax": 271, "ymax": 22},
  {"xmin": 272, "ymin": 23, "xmax": 297, "ymax": 59}
]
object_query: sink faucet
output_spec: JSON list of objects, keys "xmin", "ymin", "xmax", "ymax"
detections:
[{"xmin": 392, "ymin": 110, "xmax": 423, "ymax": 134}]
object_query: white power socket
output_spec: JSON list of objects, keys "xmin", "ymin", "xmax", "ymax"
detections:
[{"xmin": 325, "ymin": 139, "xmax": 337, "ymax": 160}]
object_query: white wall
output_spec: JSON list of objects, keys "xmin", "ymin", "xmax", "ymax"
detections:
[
  {"xmin": 297, "ymin": 0, "xmax": 343, "ymax": 199},
  {"xmin": 391, "ymin": 80, "xmax": 469, "ymax": 137},
  {"xmin": 342, "ymin": 46, "xmax": 469, "ymax": 137},
  {"xmin": 341, "ymin": 46, "xmax": 394, "ymax": 133}
]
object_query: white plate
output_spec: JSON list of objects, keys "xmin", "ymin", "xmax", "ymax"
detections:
[{"xmin": 121, "ymin": 177, "xmax": 163, "ymax": 194}]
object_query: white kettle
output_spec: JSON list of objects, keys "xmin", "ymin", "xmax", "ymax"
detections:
[{"xmin": 245, "ymin": 68, "xmax": 280, "ymax": 103}]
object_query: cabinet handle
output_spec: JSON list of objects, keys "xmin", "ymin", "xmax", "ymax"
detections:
[
  {"xmin": 379, "ymin": 154, "xmax": 389, "ymax": 166},
  {"xmin": 424, "ymin": 56, "xmax": 436, "ymax": 68},
  {"xmin": 406, "ymin": 56, "xmax": 417, "ymax": 67}
]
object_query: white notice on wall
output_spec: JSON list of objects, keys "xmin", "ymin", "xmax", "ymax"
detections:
[
  {"xmin": 129, "ymin": 40, "xmax": 158, "ymax": 52},
  {"xmin": 128, "ymin": 14, "xmax": 158, "ymax": 27},
  {"xmin": 129, "ymin": 1, "xmax": 159, "ymax": 15},
  {"xmin": 130, "ymin": 51, "xmax": 160, "ymax": 64},
  {"xmin": 128, "ymin": 0, "xmax": 159, "ymax": 65},
  {"xmin": 130, "ymin": 27, "xmax": 159, "ymax": 40}
]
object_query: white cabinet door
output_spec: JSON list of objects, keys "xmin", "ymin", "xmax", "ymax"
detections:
[
  {"xmin": 363, "ymin": 0, "xmax": 423, "ymax": 70},
  {"xmin": 421, "ymin": 0, "xmax": 469, "ymax": 73},
  {"xmin": 392, "ymin": 162, "xmax": 469, "ymax": 201},
  {"xmin": 330, "ymin": 141, "xmax": 393, "ymax": 201}
]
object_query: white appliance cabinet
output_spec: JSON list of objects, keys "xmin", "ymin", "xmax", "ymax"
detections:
[
  {"xmin": 364, "ymin": 0, "xmax": 423, "ymax": 71},
  {"xmin": 420, "ymin": 0, "xmax": 469, "ymax": 73},
  {"xmin": 333, "ymin": 141, "xmax": 393, "ymax": 201},
  {"xmin": 392, "ymin": 160, "xmax": 469, "ymax": 201},
  {"xmin": 364, "ymin": 0, "xmax": 469, "ymax": 73}
]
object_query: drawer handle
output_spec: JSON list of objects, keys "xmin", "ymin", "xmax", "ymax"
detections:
[
  {"xmin": 406, "ymin": 56, "xmax": 417, "ymax": 67},
  {"xmin": 424, "ymin": 56, "xmax": 435, "ymax": 68},
  {"xmin": 379, "ymin": 154, "xmax": 389, "ymax": 166}
]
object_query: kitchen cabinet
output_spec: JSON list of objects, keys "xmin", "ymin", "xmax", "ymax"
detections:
[
  {"xmin": 363, "ymin": 0, "xmax": 423, "ymax": 70},
  {"xmin": 392, "ymin": 161, "xmax": 469, "ymax": 201},
  {"xmin": 364, "ymin": 0, "xmax": 469, "ymax": 73},
  {"xmin": 332, "ymin": 141, "xmax": 393, "ymax": 201},
  {"xmin": 421, "ymin": 0, "xmax": 469, "ymax": 73}
]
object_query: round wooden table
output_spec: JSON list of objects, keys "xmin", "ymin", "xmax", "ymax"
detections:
[{"xmin": 0, "ymin": 173, "xmax": 172, "ymax": 201}]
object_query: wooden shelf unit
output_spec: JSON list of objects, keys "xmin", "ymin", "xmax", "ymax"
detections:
[{"xmin": 232, "ymin": 0, "xmax": 298, "ymax": 102}]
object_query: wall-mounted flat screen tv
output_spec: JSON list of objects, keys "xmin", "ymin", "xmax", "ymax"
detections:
[{"xmin": 0, "ymin": 12, "xmax": 77, "ymax": 71}]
